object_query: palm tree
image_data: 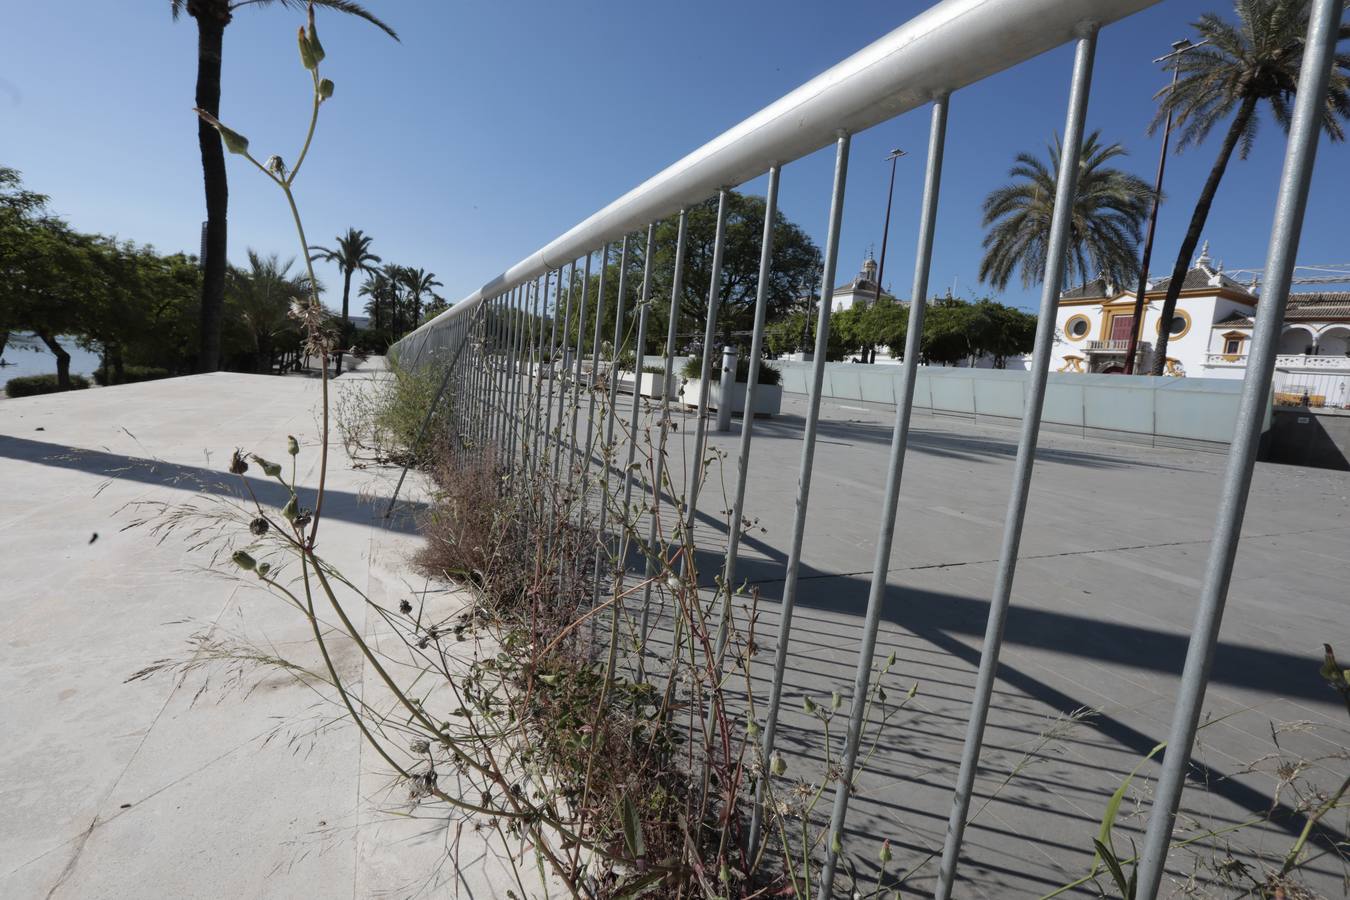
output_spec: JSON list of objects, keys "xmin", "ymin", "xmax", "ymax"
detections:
[
  {"xmin": 1148, "ymin": 0, "xmax": 1349, "ymax": 374},
  {"xmin": 399, "ymin": 267, "xmax": 444, "ymax": 330},
  {"xmin": 310, "ymin": 228, "xmax": 380, "ymax": 373},
  {"xmin": 358, "ymin": 270, "xmax": 391, "ymax": 334},
  {"xmin": 226, "ymin": 249, "xmax": 316, "ymax": 373},
  {"xmin": 980, "ymin": 131, "xmax": 1154, "ymax": 292},
  {"xmin": 170, "ymin": 0, "xmax": 397, "ymax": 374},
  {"xmin": 376, "ymin": 262, "xmax": 407, "ymax": 335}
]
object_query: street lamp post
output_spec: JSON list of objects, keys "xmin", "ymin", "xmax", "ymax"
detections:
[
  {"xmin": 874, "ymin": 148, "xmax": 907, "ymax": 306},
  {"xmin": 1124, "ymin": 38, "xmax": 1201, "ymax": 375},
  {"xmin": 872, "ymin": 149, "xmax": 907, "ymax": 362}
]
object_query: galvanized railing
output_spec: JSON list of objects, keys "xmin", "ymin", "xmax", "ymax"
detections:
[{"xmin": 388, "ymin": 0, "xmax": 1344, "ymax": 895}]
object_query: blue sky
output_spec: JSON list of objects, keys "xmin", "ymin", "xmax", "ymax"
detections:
[{"xmin": 2, "ymin": 1, "xmax": 1346, "ymax": 314}]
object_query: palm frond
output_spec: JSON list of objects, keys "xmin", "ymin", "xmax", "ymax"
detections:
[{"xmin": 228, "ymin": 0, "xmax": 399, "ymax": 40}]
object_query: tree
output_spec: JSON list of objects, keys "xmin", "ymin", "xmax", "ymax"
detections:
[
  {"xmin": 839, "ymin": 299, "xmax": 909, "ymax": 362},
  {"xmin": 399, "ymin": 267, "xmax": 443, "ymax": 329},
  {"xmin": 375, "ymin": 262, "xmax": 408, "ymax": 334},
  {"xmin": 311, "ymin": 227, "xmax": 380, "ymax": 373},
  {"xmin": 1149, "ymin": 0, "xmax": 1350, "ymax": 374},
  {"xmin": 980, "ymin": 131, "xmax": 1154, "ymax": 292},
  {"xmin": 920, "ymin": 296, "xmax": 1037, "ymax": 367},
  {"xmin": 170, "ymin": 0, "xmax": 397, "ymax": 374},
  {"xmin": 637, "ymin": 192, "xmax": 822, "ymax": 355},
  {"xmin": 359, "ymin": 269, "xmax": 393, "ymax": 335},
  {"xmin": 225, "ymin": 250, "xmax": 314, "ymax": 373},
  {"xmin": 0, "ymin": 167, "xmax": 49, "ymax": 362}
]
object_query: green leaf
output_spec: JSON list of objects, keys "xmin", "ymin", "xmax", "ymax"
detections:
[
  {"xmin": 1092, "ymin": 741, "xmax": 1164, "ymax": 875},
  {"xmin": 620, "ymin": 793, "xmax": 646, "ymax": 861},
  {"xmin": 1092, "ymin": 839, "xmax": 1131, "ymax": 898}
]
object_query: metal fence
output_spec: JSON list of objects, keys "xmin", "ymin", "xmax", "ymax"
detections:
[{"xmin": 388, "ymin": 0, "xmax": 1345, "ymax": 895}]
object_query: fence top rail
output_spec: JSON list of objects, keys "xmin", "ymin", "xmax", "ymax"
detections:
[{"xmin": 394, "ymin": 0, "xmax": 1160, "ymax": 347}]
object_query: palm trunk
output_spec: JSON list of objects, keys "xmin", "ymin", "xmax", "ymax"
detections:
[
  {"xmin": 335, "ymin": 267, "xmax": 352, "ymax": 375},
  {"xmin": 194, "ymin": 13, "xmax": 228, "ymax": 374},
  {"xmin": 1150, "ymin": 94, "xmax": 1258, "ymax": 375},
  {"xmin": 37, "ymin": 332, "xmax": 71, "ymax": 390}
]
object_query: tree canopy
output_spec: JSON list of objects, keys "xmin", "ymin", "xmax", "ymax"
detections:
[{"xmin": 557, "ymin": 192, "xmax": 822, "ymax": 357}]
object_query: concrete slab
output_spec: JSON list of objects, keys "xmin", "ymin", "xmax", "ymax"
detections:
[
  {"xmin": 6, "ymin": 368, "xmax": 1349, "ymax": 898},
  {"xmin": 0, "ymin": 372, "xmax": 506, "ymax": 899}
]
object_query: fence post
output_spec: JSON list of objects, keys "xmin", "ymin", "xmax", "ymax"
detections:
[
  {"xmin": 818, "ymin": 93, "xmax": 949, "ymax": 896},
  {"xmin": 716, "ymin": 345, "xmax": 736, "ymax": 433},
  {"xmin": 748, "ymin": 132, "xmax": 851, "ymax": 858},
  {"xmin": 1135, "ymin": 1, "xmax": 1341, "ymax": 895},
  {"xmin": 717, "ymin": 164, "xmax": 780, "ymax": 660},
  {"xmin": 935, "ymin": 30, "xmax": 1098, "ymax": 898},
  {"xmin": 619, "ymin": 224, "xmax": 657, "ymax": 612},
  {"xmin": 596, "ymin": 235, "xmax": 632, "ymax": 676},
  {"xmin": 638, "ymin": 209, "xmax": 689, "ymax": 681}
]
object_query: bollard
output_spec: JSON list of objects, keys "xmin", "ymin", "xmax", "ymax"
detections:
[{"xmin": 716, "ymin": 345, "xmax": 737, "ymax": 432}]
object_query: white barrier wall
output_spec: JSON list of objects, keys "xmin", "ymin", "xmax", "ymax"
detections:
[{"xmin": 775, "ymin": 363, "xmax": 1265, "ymax": 452}]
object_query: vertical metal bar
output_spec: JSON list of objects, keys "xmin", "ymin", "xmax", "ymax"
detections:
[
  {"xmin": 934, "ymin": 32, "xmax": 1097, "ymax": 899},
  {"xmin": 681, "ymin": 189, "xmax": 731, "ymax": 538},
  {"xmin": 539, "ymin": 270, "xmax": 560, "ymax": 478},
  {"xmin": 507, "ymin": 284, "xmax": 525, "ymax": 467},
  {"xmin": 717, "ymin": 165, "xmax": 780, "ymax": 660},
  {"xmin": 1136, "ymin": 2, "xmax": 1340, "ymax": 894},
  {"xmin": 523, "ymin": 276, "xmax": 545, "ymax": 469},
  {"xmin": 594, "ymin": 236, "xmax": 632, "ymax": 666},
  {"xmin": 568, "ymin": 252, "xmax": 595, "ymax": 499},
  {"xmin": 553, "ymin": 262, "xmax": 577, "ymax": 484},
  {"xmin": 748, "ymin": 133, "xmax": 851, "ymax": 856},
  {"xmin": 638, "ymin": 209, "xmax": 689, "ymax": 681},
  {"xmin": 488, "ymin": 294, "xmax": 501, "ymax": 451},
  {"xmin": 496, "ymin": 292, "xmax": 512, "ymax": 453},
  {"xmin": 470, "ymin": 300, "xmax": 485, "ymax": 448},
  {"xmin": 818, "ymin": 95, "xmax": 949, "ymax": 896},
  {"xmin": 619, "ymin": 225, "xmax": 657, "ymax": 597},
  {"xmin": 582, "ymin": 244, "xmax": 613, "ymax": 503}
]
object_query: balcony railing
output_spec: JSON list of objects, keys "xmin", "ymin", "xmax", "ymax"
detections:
[
  {"xmin": 1206, "ymin": 352, "xmax": 1350, "ymax": 369},
  {"xmin": 1085, "ymin": 338, "xmax": 1150, "ymax": 353}
]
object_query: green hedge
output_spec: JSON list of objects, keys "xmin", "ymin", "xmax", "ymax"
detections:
[
  {"xmin": 5, "ymin": 374, "xmax": 92, "ymax": 398},
  {"xmin": 93, "ymin": 365, "xmax": 171, "ymax": 386},
  {"xmin": 680, "ymin": 355, "xmax": 782, "ymax": 386}
]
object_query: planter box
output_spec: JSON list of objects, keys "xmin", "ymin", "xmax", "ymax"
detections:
[
  {"xmin": 679, "ymin": 380, "xmax": 782, "ymax": 417},
  {"xmin": 616, "ymin": 370, "xmax": 679, "ymax": 400}
]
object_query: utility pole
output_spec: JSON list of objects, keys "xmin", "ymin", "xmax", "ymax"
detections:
[
  {"xmin": 872, "ymin": 148, "xmax": 906, "ymax": 363},
  {"xmin": 1124, "ymin": 38, "xmax": 1202, "ymax": 374}
]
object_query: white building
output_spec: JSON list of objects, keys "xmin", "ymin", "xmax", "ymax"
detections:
[
  {"xmin": 1050, "ymin": 242, "xmax": 1350, "ymax": 409},
  {"xmin": 829, "ymin": 253, "xmax": 900, "ymax": 313}
]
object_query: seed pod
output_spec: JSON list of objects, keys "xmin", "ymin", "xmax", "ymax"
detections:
[
  {"xmin": 287, "ymin": 435, "xmax": 299, "ymax": 456},
  {"xmin": 249, "ymin": 517, "xmax": 269, "ymax": 536},
  {"xmin": 318, "ymin": 78, "xmax": 334, "ymax": 100},
  {"xmin": 886, "ymin": 650, "xmax": 897, "ymax": 668},
  {"xmin": 298, "ymin": 27, "xmax": 317, "ymax": 70},
  {"xmin": 196, "ymin": 109, "xmax": 250, "ymax": 156},
  {"xmin": 231, "ymin": 550, "xmax": 256, "ymax": 571},
  {"xmin": 879, "ymin": 839, "xmax": 893, "ymax": 863},
  {"xmin": 307, "ymin": 5, "xmax": 325, "ymax": 63},
  {"xmin": 831, "ymin": 690, "xmax": 842, "ymax": 710},
  {"xmin": 228, "ymin": 449, "xmax": 249, "ymax": 475},
  {"xmin": 803, "ymin": 696, "xmax": 817, "ymax": 715},
  {"xmin": 769, "ymin": 752, "xmax": 786, "ymax": 777},
  {"xmin": 256, "ymin": 562, "xmax": 271, "ymax": 577},
  {"xmin": 282, "ymin": 495, "xmax": 299, "ymax": 522},
  {"xmin": 252, "ymin": 455, "xmax": 282, "ymax": 478}
]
